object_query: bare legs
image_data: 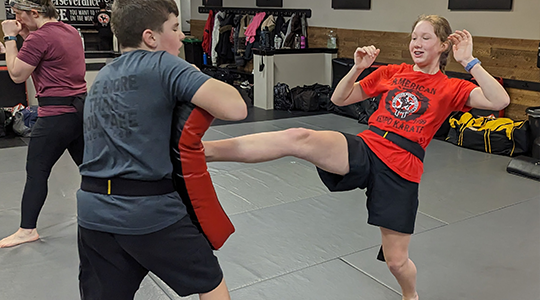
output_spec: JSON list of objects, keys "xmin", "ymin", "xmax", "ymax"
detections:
[
  {"xmin": 204, "ymin": 128, "xmax": 350, "ymax": 175},
  {"xmin": 205, "ymin": 128, "xmax": 419, "ymax": 300},
  {"xmin": 199, "ymin": 278, "xmax": 231, "ymax": 300},
  {"xmin": 380, "ymin": 227, "xmax": 418, "ymax": 300}
]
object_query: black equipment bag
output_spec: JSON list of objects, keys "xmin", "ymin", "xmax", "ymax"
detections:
[
  {"xmin": 0, "ymin": 109, "xmax": 13, "ymax": 138},
  {"xmin": 446, "ymin": 112, "xmax": 530, "ymax": 157},
  {"xmin": 273, "ymin": 82, "xmax": 293, "ymax": 111},
  {"xmin": 326, "ymin": 95, "xmax": 380, "ymax": 124},
  {"xmin": 290, "ymin": 83, "xmax": 331, "ymax": 112}
]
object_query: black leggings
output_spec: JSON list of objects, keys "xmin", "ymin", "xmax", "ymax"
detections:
[{"xmin": 20, "ymin": 113, "xmax": 84, "ymax": 229}]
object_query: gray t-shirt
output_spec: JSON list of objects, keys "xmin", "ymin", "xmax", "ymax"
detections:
[{"xmin": 77, "ymin": 50, "xmax": 210, "ymax": 235}]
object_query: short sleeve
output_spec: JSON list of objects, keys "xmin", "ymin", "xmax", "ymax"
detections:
[
  {"xmin": 158, "ymin": 53, "xmax": 211, "ymax": 104},
  {"xmin": 17, "ymin": 34, "xmax": 47, "ymax": 67},
  {"xmin": 450, "ymin": 79, "xmax": 477, "ymax": 112},
  {"xmin": 359, "ymin": 64, "xmax": 398, "ymax": 97}
]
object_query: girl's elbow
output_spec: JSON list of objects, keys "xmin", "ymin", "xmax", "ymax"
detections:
[{"xmin": 330, "ymin": 95, "xmax": 345, "ymax": 107}]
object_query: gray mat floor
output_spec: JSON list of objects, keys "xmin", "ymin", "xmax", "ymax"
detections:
[{"xmin": 0, "ymin": 113, "xmax": 539, "ymax": 300}]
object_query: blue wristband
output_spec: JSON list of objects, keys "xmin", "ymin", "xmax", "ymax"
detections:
[
  {"xmin": 3, "ymin": 36, "xmax": 17, "ymax": 42},
  {"xmin": 465, "ymin": 58, "xmax": 481, "ymax": 73}
]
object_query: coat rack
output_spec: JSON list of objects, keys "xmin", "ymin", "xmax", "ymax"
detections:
[{"xmin": 198, "ymin": 6, "xmax": 312, "ymax": 18}]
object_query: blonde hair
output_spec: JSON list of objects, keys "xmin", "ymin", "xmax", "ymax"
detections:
[{"xmin": 411, "ymin": 15, "xmax": 453, "ymax": 72}]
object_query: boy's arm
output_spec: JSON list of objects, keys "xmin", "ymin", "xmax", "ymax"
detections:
[{"xmin": 191, "ymin": 78, "xmax": 247, "ymax": 121}]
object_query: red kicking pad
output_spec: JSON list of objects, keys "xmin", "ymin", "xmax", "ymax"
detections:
[{"xmin": 171, "ymin": 104, "xmax": 234, "ymax": 250}]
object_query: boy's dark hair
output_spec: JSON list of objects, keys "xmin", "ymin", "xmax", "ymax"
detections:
[
  {"xmin": 98, "ymin": 1, "xmax": 106, "ymax": 9},
  {"xmin": 111, "ymin": 0, "xmax": 179, "ymax": 48}
]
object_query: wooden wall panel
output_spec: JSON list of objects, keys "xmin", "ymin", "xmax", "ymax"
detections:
[
  {"xmin": 309, "ymin": 26, "xmax": 540, "ymax": 81},
  {"xmin": 506, "ymin": 89, "xmax": 540, "ymax": 121},
  {"xmin": 190, "ymin": 19, "xmax": 206, "ymax": 40},
  {"xmin": 309, "ymin": 26, "xmax": 540, "ymax": 120},
  {"xmin": 190, "ymin": 21, "xmax": 539, "ymax": 120}
]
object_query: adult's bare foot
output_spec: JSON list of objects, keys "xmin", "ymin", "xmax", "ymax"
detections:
[{"xmin": 0, "ymin": 228, "xmax": 40, "ymax": 248}]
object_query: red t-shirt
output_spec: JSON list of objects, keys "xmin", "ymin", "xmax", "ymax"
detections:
[
  {"xmin": 358, "ymin": 63, "xmax": 477, "ymax": 183},
  {"xmin": 17, "ymin": 22, "xmax": 86, "ymax": 116}
]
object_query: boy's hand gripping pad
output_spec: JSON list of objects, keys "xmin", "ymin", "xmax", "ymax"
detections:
[{"xmin": 171, "ymin": 104, "xmax": 234, "ymax": 250}]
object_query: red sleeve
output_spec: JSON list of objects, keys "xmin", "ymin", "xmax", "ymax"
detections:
[
  {"xmin": 359, "ymin": 64, "xmax": 398, "ymax": 97},
  {"xmin": 449, "ymin": 78, "xmax": 478, "ymax": 112},
  {"xmin": 16, "ymin": 34, "xmax": 47, "ymax": 67}
]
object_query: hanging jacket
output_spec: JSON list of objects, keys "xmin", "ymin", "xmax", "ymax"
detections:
[
  {"xmin": 284, "ymin": 14, "xmax": 294, "ymax": 46},
  {"xmin": 301, "ymin": 13, "xmax": 308, "ymax": 48},
  {"xmin": 260, "ymin": 14, "xmax": 275, "ymax": 32},
  {"xmin": 232, "ymin": 14, "xmax": 242, "ymax": 55},
  {"xmin": 244, "ymin": 12, "xmax": 266, "ymax": 45},
  {"xmin": 202, "ymin": 10, "xmax": 214, "ymax": 54},
  {"xmin": 234, "ymin": 14, "xmax": 252, "ymax": 66},
  {"xmin": 215, "ymin": 12, "xmax": 235, "ymax": 64},
  {"xmin": 273, "ymin": 14, "xmax": 287, "ymax": 47},
  {"xmin": 284, "ymin": 13, "xmax": 302, "ymax": 48},
  {"xmin": 233, "ymin": 14, "xmax": 244, "ymax": 66},
  {"xmin": 211, "ymin": 11, "xmax": 225, "ymax": 66},
  {"xmin": 274, "ymin": 14, "xmax": 286, "ymax": 36}
]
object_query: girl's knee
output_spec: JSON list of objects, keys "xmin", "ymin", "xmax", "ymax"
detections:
[
  {"xmin": 283, "ymin": 128, "xmax": 313, "ymax": 141},
  {"xmin": 385, "ymin": 255, "xmax": 409, "ymax": 274},
  {"xmin": 282, "ymin": 128, "xmax": 315, "ymax": 154}
]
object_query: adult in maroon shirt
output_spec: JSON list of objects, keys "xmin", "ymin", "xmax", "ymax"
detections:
[{"xmin": 1, "ymin": 0, "xmax": 86, "ymax": 248}]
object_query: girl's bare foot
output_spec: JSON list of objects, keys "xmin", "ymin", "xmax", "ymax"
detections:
[
  {"xmin": 403, "ymin": 292, "xmax": 419, "ymax": 300},
  {"xmin": 0, "ymin": 228, "xmax": 39, "ymax": 248}
]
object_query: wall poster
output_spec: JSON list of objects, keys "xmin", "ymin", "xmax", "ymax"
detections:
[{"xmin": 4, "ymin": 0, "xmax": 113, "ymax": 26}]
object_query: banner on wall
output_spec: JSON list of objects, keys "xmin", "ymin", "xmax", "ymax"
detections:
[{"xmin": 4, "ymin": 0, "xmax": 112, "ymax": 26}]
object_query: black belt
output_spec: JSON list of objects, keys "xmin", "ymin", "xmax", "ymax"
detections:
[
  {"xmin": 81, "ymin": 176, "xmax": 175, "ymax": 197},
  {"xmin": 38, "ymin": 94, "xmax": 86, "ymax": 119},
  {"xmin": 368, "ymin": 126, "xmax": 425, "ymax": 162},
  {"xmin": 38, "ymin": 94, "xmax": 85, "ymax": 106}
]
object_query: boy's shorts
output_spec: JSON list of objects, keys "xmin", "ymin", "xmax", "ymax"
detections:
[
  {"xmin": 317, "ymin": 132, "xmax": 419, "ymax": 234},
  {"xmin": 78, "ymin": 215, "xmax": 223, "ymax": 299}
]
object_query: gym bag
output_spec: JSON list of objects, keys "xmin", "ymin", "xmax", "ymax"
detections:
[
  {"xmin": 446, "ymin": 112, "xmax": 530, "ymax": 157},
  {"xmin": 0, "ymin": 109, "xmax": 13, "ymax": 137},
  {"xmin": 290, "ymin": 83, "xmax": 332, "ymax": 112},
  {"xmin": 274, "ymin": 82, "xmax": 293, "ymax": 111}
]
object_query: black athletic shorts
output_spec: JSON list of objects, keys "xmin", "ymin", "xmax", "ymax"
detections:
[
  {"xmin": 78, "ymin": 216, "xmax": 223, "ymax": 299},
  {"xmin": 317, "ymin": 132, "xmax": 419, "ymax": 234}
]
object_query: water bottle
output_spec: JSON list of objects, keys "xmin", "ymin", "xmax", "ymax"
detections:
[
  {"xmin": 327, "ymin": 30, "xmax": 337, "ymax": 49},
  {"xmin": 300, "ymin": 36, "xmax": 306, "ymax": 49},
  {"xmin": 294, "ymin": 34, "xmax": 301, "ymax": 49},
  {"xmin": 203, "ymin": 53, "xmax": 208, "ymax": 65},
  {"xmin": 77, "ymin": 28, "xmax": 85, "ymax": 50},
  {"xmin": 274, "ymin": 35, "xmax": 282, "ymax": 50}
]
